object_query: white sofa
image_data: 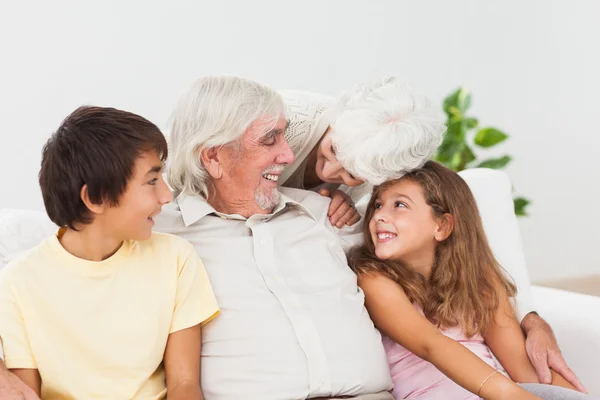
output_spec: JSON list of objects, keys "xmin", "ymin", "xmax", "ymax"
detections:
[{"xmin": 1, "ymin": 168, "xmax": 600, "ymax": 395}]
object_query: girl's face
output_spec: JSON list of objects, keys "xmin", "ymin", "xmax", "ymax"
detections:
[{"xmin": 368, "ymin": 179, "xmax": 443, "ymax": 271}]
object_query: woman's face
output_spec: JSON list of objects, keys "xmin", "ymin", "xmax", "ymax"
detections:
[{"xmin": 314, "ymin": 129, "xmax": 364, "ymax": 187}]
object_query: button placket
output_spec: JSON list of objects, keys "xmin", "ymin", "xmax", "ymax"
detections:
[{"xmin": 251, "ymin": 223, "xmax": 331, "ymax": 396}]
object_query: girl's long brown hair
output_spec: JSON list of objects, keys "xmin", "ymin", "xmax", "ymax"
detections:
[{"xmin": 350, "ymin": 161, "xmax": 516, "ymax": 337}]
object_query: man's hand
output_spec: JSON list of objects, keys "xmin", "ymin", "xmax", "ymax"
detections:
[
  {"xmin": 0, "ymin": 364, "xmax": 40, "ymax": 400},
  {"xmin": 521, "ymin": 312, "xmax": 587, "ymax": 393},
  {"xmin": 319, "ymin": 189, "xmax": 361, "ymax": 228}
]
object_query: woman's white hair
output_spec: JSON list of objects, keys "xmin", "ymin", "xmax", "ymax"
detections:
[
  {"xmin": 330, "ymin": 77, "xmax": 446, "ymax": 185},
  {"xmin": 167, "ymin": 75, "xmax": 284, "ymax": 198}
]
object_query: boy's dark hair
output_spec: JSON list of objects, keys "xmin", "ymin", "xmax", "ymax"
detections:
[{"xmin": 39, "ymin": 106, "xmax": 168, "ymax": 229}]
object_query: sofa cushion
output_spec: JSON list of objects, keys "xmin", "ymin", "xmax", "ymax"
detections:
[{"xmin": 0, "ymin": 208, "xmax": 56, "ymax": 269}]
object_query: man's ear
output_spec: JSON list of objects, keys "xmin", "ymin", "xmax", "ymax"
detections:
[
  {"xmin": 80, "ymin": 184, "xmax": 105, "ymax": 215},
  {"xmin": 200, "ymin": 147, "xmax": 224, "ymax": 180},
  {"xmin": 434, "ymin": 213, "xmax": 454, "ymax": 242}
]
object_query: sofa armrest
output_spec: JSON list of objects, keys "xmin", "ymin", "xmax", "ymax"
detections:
[{"xmin": 531, "ymin": 285, "xmax": 600, "ymax": 396}]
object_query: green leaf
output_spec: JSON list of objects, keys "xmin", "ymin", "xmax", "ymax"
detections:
[
  {"xmin": 456, "ymin": 88, "xmax": 471, "ymax": 113},
  {"xmin": 443, "ymin": 87, "xmax": 472, "ymax": 116},
  {"xmin": 449, "ymin": 151, "xmax": 463, "ymax": 171},
  {"xmin": 462, "ymin": 145, "xmax": 476, "ymax": 165},
  {"xmin": 435, "ymin": 119, "xmax": 467, "ymax": 164},
  {"xmin": 476, "ymin": 155, "xmax": 512, "ymax": 169},
  {"xmin": 445, "ymin": 120, "xmax": 467, "ymax": 142},
  {"xmin": 474, "ymin": 127, "xmax": 509, "ymax": 148},
  {"xmin": 465, "ymin": 118, "xmax": 478, "ymax": 129},
  {"xmin": 514, "ymin": 197, "xmax": 531, "ymax": 217},
  {"xmin": 443, "ymin": 89, "xmax": 461, "ymax": 116}
]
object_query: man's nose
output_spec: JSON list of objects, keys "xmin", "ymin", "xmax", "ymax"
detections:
[{"xmin": 276, "ymin": 139, "xmax": 295, "ymax": 165}]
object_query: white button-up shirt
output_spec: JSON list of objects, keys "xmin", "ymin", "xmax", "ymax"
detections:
[{"xmin": 154, "ymin": 187, "xmax": 392, "ymax": 400}]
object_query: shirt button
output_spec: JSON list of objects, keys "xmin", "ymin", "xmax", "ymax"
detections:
[{"xmin": 260, "ymin": 238, "xmax": 268, "ymax": 245}]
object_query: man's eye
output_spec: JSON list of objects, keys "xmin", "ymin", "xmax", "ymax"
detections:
[
  {"xmin": 263, "ymin": 134, "xmax": 277, "ymax": 146},
  {"xmin": 148, "ymin": 178, "xmax": 158, "ymax": 186},
  {"xmin": 330, "ymin": 145, "xmax": 336, "ymax": 155}
]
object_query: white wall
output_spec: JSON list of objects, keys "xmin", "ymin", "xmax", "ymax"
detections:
[{"xmin": 0, "ymin": 0, "xmax": 598, "ymax": 282}]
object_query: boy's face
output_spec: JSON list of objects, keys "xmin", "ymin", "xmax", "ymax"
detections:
[{"xmin": 102, "ymin": 150, "xmax": 172, "ymax": 241}]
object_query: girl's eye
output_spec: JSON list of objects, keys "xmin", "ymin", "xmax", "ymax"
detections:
[
  {"xmin": 374, "ymin": 202, "xmax": 382, "ymax": 209},
  {"xmin": 330, "ymin": 145, "xmax": 336, "ymax": 155},
  {"xmin": 395, "ymin": 201, "xmax": 407, "ymax": 208}
]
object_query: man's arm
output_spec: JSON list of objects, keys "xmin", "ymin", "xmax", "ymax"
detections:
[
  {"xmin": 459, "ymin": 169, "xmax": 586, "ymax": 393},
  {"xmin": 521, "ymin": 313, "xmax": 586, "ymax": 392},
  {"xmin": 164, "ymin": 325, "xmax": 203, "ymax": 400}
]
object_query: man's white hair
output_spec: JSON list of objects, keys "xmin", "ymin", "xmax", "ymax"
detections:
[
  {"xmin": 167, "ymin": 75, "xmax": 285, "ymax": 198},
  {"xmin": 330, "ymin": 77, "xmax": 446, "ymax": 185}
]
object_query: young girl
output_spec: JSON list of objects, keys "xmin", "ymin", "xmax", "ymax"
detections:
[{"xmin": 350, "ymin": 161, "xmax": 592, "ymax": 400}]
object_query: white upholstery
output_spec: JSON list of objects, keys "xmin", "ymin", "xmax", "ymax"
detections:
[
  {"xmin": 0, "ymin": 169, "xmax": 599, "ymax": 395},
  {"xmin": 0, "ymin": 208, "xmax": 57, "ymax": 267},
  {"xmin": 531, "ymin": 286, "xmax": 600, "ymax": 395}
]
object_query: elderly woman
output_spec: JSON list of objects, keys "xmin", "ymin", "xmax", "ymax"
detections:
[{"xmin": 280, "ymin": 77, "xmax": 446, "ymax": 227}]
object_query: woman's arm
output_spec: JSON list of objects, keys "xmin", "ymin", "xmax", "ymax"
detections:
[
  {"xmin": 8, "ymin": 369, "xmax": 40, "ymax": 397},
  {"xmin": 359, "ymin": 273, "xmax": 538, "ymax": 400},
  {"xmin": 164, "ymin": 324, "xmax": 203, "ymax": 400},
  {"xmin": 483, "ymin": 283, "xmax": 577, "ymax": 391}
]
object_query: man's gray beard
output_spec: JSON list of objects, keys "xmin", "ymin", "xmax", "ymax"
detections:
[{"xmin": 255, "ymin": 187, "xmax": 280, "ymax": 211}]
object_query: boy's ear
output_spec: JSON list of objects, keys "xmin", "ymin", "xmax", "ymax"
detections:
[
  {"xmin": 200, "ymin": 147, "xmax": 224, "ymax": 180},
  {"xmin": 80, "ymin": 184, "xmax": 105, "ymax": 215},
  {"xmin": 434, "ymin": 213, "xmax": 454, "ymax": 242}
]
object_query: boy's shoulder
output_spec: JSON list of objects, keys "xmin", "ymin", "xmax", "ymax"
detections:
[
  {"xmin": 0, "ymin": 236, "xmax": 54, "ymax": 282},
  {"xmin": 138, "ymin": 231, "xmax": 195, "ymax": 256}
]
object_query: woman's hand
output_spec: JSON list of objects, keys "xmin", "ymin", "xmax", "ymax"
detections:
[{"xmin": 319, "ymin": 189, "xmax": 361, "ymax": 228}]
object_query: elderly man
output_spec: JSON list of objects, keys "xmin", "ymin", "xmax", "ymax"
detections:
[
  {"xmin": 158, "ymin": 76, "xmax": 392, "ymax": 399},
  {"xmin": 0, "ymin": 75, "xmax": 585, "ymax": 399}
]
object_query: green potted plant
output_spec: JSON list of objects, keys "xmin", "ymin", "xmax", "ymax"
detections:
[{"xmin": 434, "ymin": 87, "xmax": 530, "ymax": 216}]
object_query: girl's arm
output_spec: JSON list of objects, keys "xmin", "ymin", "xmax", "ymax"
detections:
[
  {"xmin": 483, "ymin": 282, "xmax": 577, "ymax": 391},
  {"xmin": 8, "ymin": 369, "xmax": 41, "ymax": 397},
  {"xmin": 358, "ymin": 273, "xmax": 539, "ymax": 400},
  {"xmin": 164, "ymin": 324, "xmax": 203, "ymax": 400}
]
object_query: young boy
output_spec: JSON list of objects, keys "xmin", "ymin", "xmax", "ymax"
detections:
[{"xmin": 0, "ymin": 106, "xmax": 219, "ymax": 399}]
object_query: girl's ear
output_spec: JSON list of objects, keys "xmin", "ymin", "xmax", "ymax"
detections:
[{"xmin": 434, "ymin": 213, "xmax": 454, "ymax": 242}]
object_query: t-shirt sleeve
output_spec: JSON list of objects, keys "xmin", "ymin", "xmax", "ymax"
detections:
[
  {"xmin": 170, "ymin": 247, "xmax": 220, "ymax": 334},
  {"xmin": 0, "ymin": 268, "xmax": 37, "ymax": 369}
]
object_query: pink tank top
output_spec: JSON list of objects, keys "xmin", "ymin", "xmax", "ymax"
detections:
[{"xmin": 383, "ymin": 308, "xmax": 497, "ymax": 400}]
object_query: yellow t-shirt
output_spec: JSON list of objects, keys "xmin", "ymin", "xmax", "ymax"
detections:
[{"xmin": 0, "ymin": 230, "xmax": 219, "ymax": 400}]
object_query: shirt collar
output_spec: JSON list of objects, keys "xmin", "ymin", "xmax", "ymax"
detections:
[{"xmin": 177, "ymin": 192, "xmax": 317, "ymax": 227}]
